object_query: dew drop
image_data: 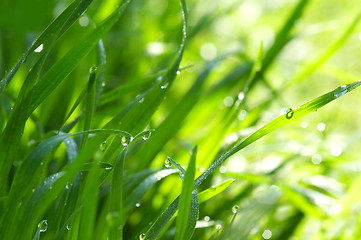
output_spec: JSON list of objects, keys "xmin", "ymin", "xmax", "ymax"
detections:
[
  {"xmin": 160, "ymin": 83, "xmax": 168, "ymax": 89},
  {"xmin": 232, "ymin": 205, "xmax": 239, "ymax": 214},
  {"xmin": 262, "ymin": 229, "xmax": 272, "ymax": 239},
  {"xmin": 164, "ymin": 157, "xmax": 172, "ymax": 168},
  {"xmin": 34, "ymin": 44, "xmax": 43, "ymax": 53},
  {"xmin": 334, "ymin": 85, "xmax": 347, "ymax": 98},
  {"xmin": 121, "ymin": 136, "xmax": 132, "ymax": 147},
  {"xmin": 100, "ymin": 141, "xmax": 107, "ymax": 151},
  {"xmin": 285, "ymin": 108, "xmax": 294, "ymax": 119},
  {"xmin": 142, "ymin": 131, "xmax": 152, "ymax": 140},
  {"xmin": 204, "ymin": 216, "xmax": 210, "ymax": 222},
  {"xmin": 66, "ymin": 224, "xmax": 71, "ymax": 230},
  {"xmin": 156, "ymin": 76, "xmax": 163, "ymax": 81},
  {"xmin": 215, "ymin": 224, "xmax": 222, "ymax": 230},
  {"xmin": 139, "ymin": 233, "xmax": 146, "ymax": 240},
  {"xmin": 136, "ymin": 203, "xmax": 141, "ymax": 208},
  {"xmin": 38, "ymin": 220, "xmax": 48, "ymax": 233},
  {"xmin": 138, "ymin": 98, "xmax": 144, "ymax": 103},
  {"xmin": 89, "ymin": 66, "xmax": 97, "ymax": 74},
  {"xmin": 179, "ymin": 172, "xmax": 184, "ymax": 179},
  {"xmin": 176, "ymin": 70, "xmax": 181, "ymax": 75}
]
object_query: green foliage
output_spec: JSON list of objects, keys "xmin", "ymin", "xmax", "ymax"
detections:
[{"xmin": 1, "ymin": 0, "xmax": 361, "ymax": 239}]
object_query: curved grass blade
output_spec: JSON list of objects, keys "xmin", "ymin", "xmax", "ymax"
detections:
[
  {"xmin": 194, "ymin": 79, "xmax": 361, "ymax": 188},
  {"xmin": 108, "ymin": 148, "xmax": 127, "ymax": 240},
  {"xmin": 175, "ymin": 147, "xmax": 197, "ymax": 240},
  {"xmin": 28, "ymin": 0, "xmax": 133, "ymax": 116},
  {"xmin": 9, "ymin": 172, "xmax": 65, "ymax": 240},
  {"xmin": 145, "ymin": 79, "xmax": 361, "ymax": 238},
  {"xmin": 197, "ymin": 179, "xmax": 235, "ymax": 203},
  {"xmin": 0, "ymin": 0, "xmax": 91, "ymax": 95},
  {"xmin": 123, "ymin": 169, "xmax": 178, "ymax": 217},
  {"xmin": 0, "ymin": 129, "xmax": 131, "ymax": 237}
]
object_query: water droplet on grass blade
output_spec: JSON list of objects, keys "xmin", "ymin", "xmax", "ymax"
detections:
[
  {"xmin": 89, "ymin": 66, "xmax": 97, "ymax": 74},
  {"xmin": 121, "ymin": 136, "xmax": 132, "ymax": 146},
  {"xmin": 136, "ymin": 203, "xmax": 141, "ymax": 208},
  {"xmin": 232, "ymin": 205, "xmax": 239, "ymax": 214},
  {"xmin": 215, "ymin": 224, "xmax": 222, "ymax": 230},
  {"xmin": 139, "ymin": 233, "xmax": 146, "ymax": 239},
  {"xmin": 176, "ymin": 70, "xmax": 181, "ymax": 75},
  {"xmin": 38, "ymin": 220, "xmax": 48, "ymax": 232},
  {"xmin": 204, "ymin": 216, "xmax": 210, "ymax": 222},
  {"xmin": 334, "ymin": 85, "xmax": 347, "ymax": 98},
  {"xmin": 141, "ymin": 131, "xmax": 152, "ymax": 140},
  {"xmin": 100, "ymin": 141, "xmax": 107, "ymax": 151},
  {"xmin": 164, "ymin": 157, "xmax": 172, "ymax": 168},
  {"xmin": 66, "ymin": 224, "xmax": 71, "ymax": 230},
  {"xmin": 262, "ymin": 229, "xmax": 272, "ymax": 239},
  {"xmin": 285, "ymin": 108, "xmax": 294, "ymax": 119},
  {"xmin": 160, "ymin": 83, "xmax": 168, "ymax": 89}
]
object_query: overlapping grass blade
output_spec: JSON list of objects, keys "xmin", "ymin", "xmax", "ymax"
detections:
[
  {"xmin": 104, "ymin": 0, "xmax": 188, "ymax": 135},
  {"xmin": 195, "ymin": 79, "xmax": 361, "ymax": 188},
  {"xmin": 0, "ymin": 0, "xmax": 93, "ymax": 95},
  {"xmin": 0, "ymin": 0, "xmax": 133, "ymax": 195},
  {"xmin": 136, "ymin": 61, "xmax": 218, "ymax": 168},
  {"xmin": 145, "ymin": 79, "xmax": 361, "ymax": 238},
  {"xmin": 175, "ymin": 147, "xmax": 197, "ymax": 240},
  {"xmin": 109, "ymin": 148, "xmax": 127, "ymax": 240}
]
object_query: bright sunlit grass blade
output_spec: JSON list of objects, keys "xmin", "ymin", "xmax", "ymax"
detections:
[
  {"xmin": 175, "ymin": 147, "xmax": 197, "ymax": 240},
  {"xmin": 195, "ymin": 79, "xmax": 361, "ymax": 188},
  {"xmin": 290, "ymin": 12, "xmax": 361, "ymax": 85},
  {"xmin": 197, "ymin": 179, "xmax": 235, "ymax": 203},
  {"xmin": 109, "ymin": 148, "xmax": 127, "ymax": 240}
]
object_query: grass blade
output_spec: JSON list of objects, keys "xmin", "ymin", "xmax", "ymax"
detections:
[
  {"xmin": 195, "ymin": 79, "xmax": 361, "ymax": 188},
  {"xmin": 175, "ymin": 147, "xmax": 197, "ymax": 240},
  {"xmin": 109, "ymin": 148, "xmax": 127, "ymax": 240}
]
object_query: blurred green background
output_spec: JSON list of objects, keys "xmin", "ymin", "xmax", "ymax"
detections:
[{"xmin": 1, "ymin": 0, "xmax": 361, "ymax": 239}]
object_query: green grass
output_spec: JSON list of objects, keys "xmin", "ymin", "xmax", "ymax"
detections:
[{"xmin": 1, "ymin": 0, "xmax": 361, "ymax": 239}]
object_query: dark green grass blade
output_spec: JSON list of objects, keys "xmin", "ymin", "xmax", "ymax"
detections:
[
  {"xmin": 11, "ymin": 172, "xmax": 65, "ymax": 240},
  {"xmin": 0, "ymin": 0, "xmax": 90, "ymax": 95},
  {"xmin": 78, "ymin": 157, "xmax": 101, "ymax": 239},
  {"xmin": 80, "ymin": 67, "xmax": 97, "ymax": 148},
  {"xmin": 175, "ymin": 147, "xmax": 197, "ymax": 240},
  {"xmin": 109, "ymin": 148, "xmax": 127, "ymax": 240},
  {"xmin": 0, "ymin": 129, "xmax": 131, "ymax": 238},
  {"xmin": 0, "ymin": 0, "xmax": 133, "ymax": 194},
  {"xmin": 28, "ymin": 0, "xmax": 132, "ymax": 116}
]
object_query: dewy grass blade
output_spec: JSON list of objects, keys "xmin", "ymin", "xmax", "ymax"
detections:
[
  {"xmin": 146, "ymin": 79, "xmax": 361, "ymax": 239},
  {"xmin": 0, "ymin": 0, "xmax": 133, "ymax": 195},
  {"xmin": 108, "ymin": 148, "xmax": 127, "ymax": 240},
  {"xmin": 175, "ymin": 147, "xmax": 197, "ymax": 240},
  {"xmin": 0, "ymin": 0, "xmax": 79, "ymax": 95},
  {"xmin": 197, "ymin": 179, "xmax": 235, "ymax": 204},
  {"xmin": 104, "ymin": 0, "xmax": 188, "ymax": 135},
  {"xmin": 28, "ymin": 0, "xmax": 133, "ymax": 116},
  {"xmin": 194, "ymin": 79, "xmax": 361, "ymax": 188}
]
